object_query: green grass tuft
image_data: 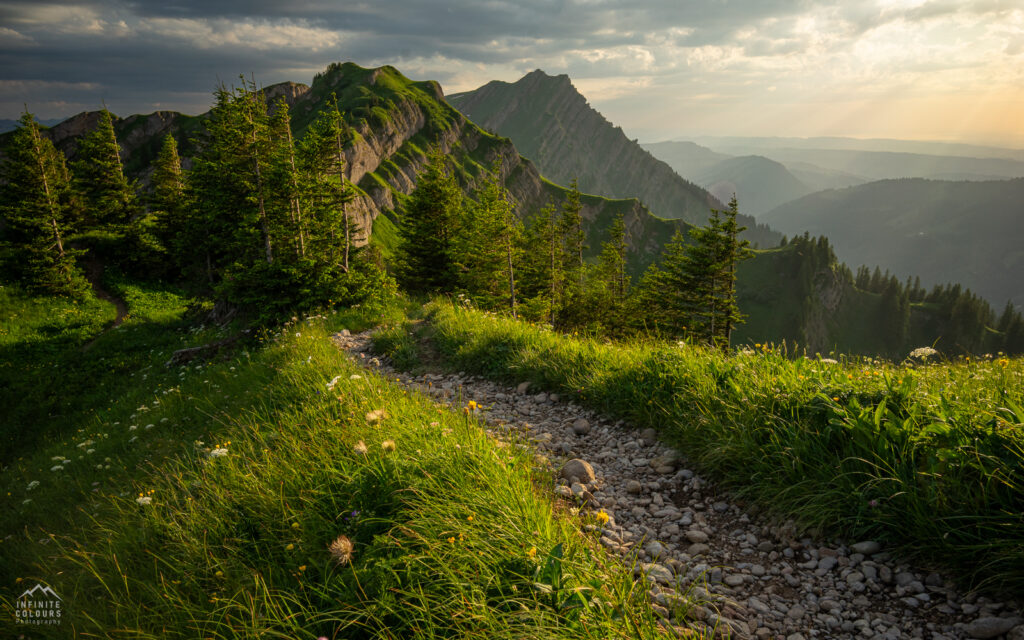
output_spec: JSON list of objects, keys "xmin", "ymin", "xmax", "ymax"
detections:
[{"xmin": 403, "ymin": 301, "xmax": 1024, "ymax": 595}]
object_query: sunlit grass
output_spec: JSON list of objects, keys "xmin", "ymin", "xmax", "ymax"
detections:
[
  {"xmin": 402, "ymin": 301, "xmax": 1024, "ymax": 595},
  {"xmin": 1, "ymin": 292, "xmax": 679, "ymax": 638}
]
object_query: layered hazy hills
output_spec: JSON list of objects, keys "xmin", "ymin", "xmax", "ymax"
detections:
[
  {"xmin": 447, "ymin": 70, "xmax": 780, "ymax": 247},
  {"xmin": 761, "ymin": 178, "xmax": 1024, "ymax": 307},
  {"xmin": 643, "ymin": 140, "xmax": 816, "ymax": 216},
  {"xmin": 686, "ymin": 136, "xmax": 1024, "ymax": 182}
]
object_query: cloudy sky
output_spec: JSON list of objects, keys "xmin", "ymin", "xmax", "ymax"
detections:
[{"xmin": 1, "ymin": 0, "xmax": 1022, "ymax": 145}]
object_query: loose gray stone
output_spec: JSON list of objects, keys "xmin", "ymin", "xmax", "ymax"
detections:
[
  {"xmin": 646, "ymin": 541, "xmax": 666, "ymax": 558},
  {"xmin": 625, "ymin": 480, "xmax": 643, "ymax": 494},
  {"xmin": 817, "ymin": 556, "xmax": 838, "ymax": 572},
  {"xmin": 516, "ymin": 381, "xmax": 531, "ymax": 394},
  {"xmin": 572, "ymin": 417, "xmax": 591, "ymax": 435},
  {"xmin": 639, "ymin": 428, "xmax": 659, "ymax": 445},
  {"xmin": 561, "ymin": 459, "xmax": 596, "ymax": 483},
  {"xmin": 685, "ymin": 530, "xmax": 709, "ymax": 544},
  {"xmin": 851, "ymin": 541, "xmax": 881, "ymax": 555},
  {"xmin": 687, "ymin": 543, "xmax": 711, "ymax": 556},
  {"xmin": 965, "ymin": 617, "xmax": 1022, "ymax": 639}
]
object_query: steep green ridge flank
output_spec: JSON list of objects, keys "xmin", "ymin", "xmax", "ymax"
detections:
[
  {"xmin": 447, "ymin": 70, "xmax": 780, "ymax": 247},
  {"xmin": 1, "ymin": 309, "xmax": 679, "ymax": 638},
  {"xmin": 761, "ymin": 177, "xmax": 1024, "ymax": 307},
  {"xmin": 409, "ymin": 301, "xmax": 1024, "ymax": 595}
]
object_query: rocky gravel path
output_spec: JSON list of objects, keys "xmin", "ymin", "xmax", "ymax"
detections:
[{"xmin": 332, "ymin": 329, "xmax": 1023, "ymax": 640}]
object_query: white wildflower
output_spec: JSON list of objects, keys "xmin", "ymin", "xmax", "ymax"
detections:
[
  {"xmin": 350, "ymin": 374, "xmax": 362, "ymax": 380},
  {"xmin": 26, "ymin": 481, "xmax": 39, "ymax": 491},
  {"xmin": 909, "ymin": 347, "xmax": 938, "ymax": 360},
  {"xmin": 145, "ymin": 424, "xmax": 154, "ymax": 430},
  {"xmin": 136, "ymin": 496, "xmax": 152, "ymax": 506},
  {"xmin": 819, "ymin": 358, "xmax": 838, "ymax": 364},
  {"xmin": 327, "ymin": 375, "xmax": 342, "ymax": 391},
  {"xmin": 50, "ymin": 465, "xmax": 62, "ymax": 472},
  {"xmin": 77, "ymin": 440, "xmax": 95, "ymax": 448},
  {"xmin": 209, "ymin": 448, "xmax": 229, "ymax": 458}
]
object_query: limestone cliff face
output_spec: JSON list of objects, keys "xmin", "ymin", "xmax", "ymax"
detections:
[
  {"xmin": 5, "ymin": 62, "xmax": 681, "ymax": 263},
  {"xmin": 801, "ymin": 265, "xmax": 848, "ymax": 355},
  {"xmin": 448, "ymin": 70, "xmax": 781, "ymax": 248}
]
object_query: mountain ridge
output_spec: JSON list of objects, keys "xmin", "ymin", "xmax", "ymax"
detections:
[{"xmin": 447, "ymin": 69, "xmax": 780, "ymax": 247}]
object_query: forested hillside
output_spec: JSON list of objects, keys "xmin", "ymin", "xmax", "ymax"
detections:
[{"xmin": 761, "ymin": 178, "xmax": 1024, "ymax": 308}]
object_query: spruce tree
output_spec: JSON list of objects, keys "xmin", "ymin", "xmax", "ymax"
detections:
[
  {"xmin": 596, "ymin": 213, "xmax": 629, "ymax": 303},
  {"xmin": 150, "ymin": 134, "xmax": 186, "ymax": 258},
  {"xmin": 560, "ymin": 178, "xmax": 585, "ymax": 289},
  {"xmin": 0, "ymin": 110, "xmax": 84, "ymax": 294},
  {"xmin": 72, "ymin": 107, "xmax": 138, "ymax": 227},
  {"xmin": 716, "ymin": 196, "xmax": 753, "ymax": 346},
  {"xmin": 297, "ymin": 95, "xmax": 354, "ymax": 269},
  {"xmin": 518, "ymin": 203, "xmax": 563, "ymax": 324},
  {"xmin": 454, "ymin": 167, "xmax": 522, "ymax": 314},
  {"xmin": 396, "ymin": 150, "xmax": 462, "ymax": 294}
]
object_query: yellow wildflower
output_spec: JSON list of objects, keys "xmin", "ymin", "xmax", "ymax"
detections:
[
  {"xmin": 286, "ymin": 543, "xmax": 294, "ymax": 551},
  {"xmin": 299, "ymin": 565, "xmax": 307, "ymax": 572},
  {"xmin": 527, "ymin": 546, "xmax": 537, "ymax": 558},
  {"xmin": 595, "ymin": 511, "xmax": 610, "ymax": 525},
  {"xmin": 447, "ymin": 536, "xmax": 456, "ymax": 544}
]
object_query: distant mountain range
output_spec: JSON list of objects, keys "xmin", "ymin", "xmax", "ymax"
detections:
[
  {"xmin": 642, "ymin": 141, "xmax": 819, "ymax": 216},
  {"xmin": 760, "ymin": 178, "xmax": 1024, "ymax": 307},
  {"xmin": 0, "ymin": 117, "xmax": 63, "ymax": 133},
  {"xmin": 447, "ymin": 70, "xmax": 780, "ymax": 247}
]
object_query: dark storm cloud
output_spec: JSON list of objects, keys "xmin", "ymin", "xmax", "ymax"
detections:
[{"xmin": 0, "ymin": 0, "xmax": 1019, "ymax": 121}]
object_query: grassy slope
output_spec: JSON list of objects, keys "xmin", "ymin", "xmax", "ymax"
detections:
[
  {"xmin": 403, "ymin": 301, "xmax": 1024, "ymax": 595},
  {"xmin": 0, "ymin": 288, "xmax": 677, "ymax": 638}
]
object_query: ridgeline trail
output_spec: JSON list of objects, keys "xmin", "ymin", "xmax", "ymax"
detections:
[{"xmin": 331, "ymin": 327, "xmax": 1023, "ymax": 640}]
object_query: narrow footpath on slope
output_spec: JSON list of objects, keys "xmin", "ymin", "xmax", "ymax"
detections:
[
  {"xmin": 331, "ymin": 328, "xmax": 1023, "ymax": 640},
  {"xmin": 81, "ymin": 257, "xmax": 128, "ymax": 351}
]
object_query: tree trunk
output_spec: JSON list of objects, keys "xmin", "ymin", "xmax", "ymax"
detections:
[
  {"xmin": 246, "ymin": 96, "xmax": 273, "ymax": 265},
  {"xmin": 28, "ymin": 118, "xmax": 65, "ymax": 261},
  {"xmin": 335, "ymin": 121, "xmax": 350, "ymax": 273},
  {"xmin": 506, "ymin": 227, "xmax": 516, "ymax": 318},
  {"xmin": 284, "ymin": 124, "xmax": 306, "ymax": 258}
]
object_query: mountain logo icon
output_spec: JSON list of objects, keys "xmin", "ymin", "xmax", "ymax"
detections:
[{"xmin": 18, "ymin": 584, "xmax": 62, "ymax": 601}]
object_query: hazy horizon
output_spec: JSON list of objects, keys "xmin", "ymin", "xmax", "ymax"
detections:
[{"xmin": 2, "ymin": 0, "xmax": 1021, "ymax": 147}]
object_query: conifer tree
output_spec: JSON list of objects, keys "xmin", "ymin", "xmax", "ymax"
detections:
[
  {"xmin": 560, "ymin": 178, "xmax": 585, "ymax": 288},
  {"xmin": 717, "ymin": 196, "xmax": 752, "ymax": 346},
  {"xmin": 150, "ymin": 134, "xmax": 186, "ymax": 256},
  {"xmin": 396, "ymin": 150, "xmax": 462, "ymax": 294},
  {"xmin": 297, "ymin": 96, "xmax": 353, "ymax": 268},
  {"xmin": 518, "ymin": 203, "xmax": 563, "ymax": 323},
  {"xmin": 72, "ymin": 107, "xmax": 138, "ymax": 227},
  {"xmin": 454, "ymin": 167, "xmax": 522, "ymax": 314},
  {"xmin": 596, "ymin": 213, "xmax": 629, "ymax": 303},
  {"xmin": 0, "ymin": 110, "xmax": 84, "ymax": 294},
  {"xmin": 639, "ymin": 229, "xmax": 691, "ymax": 336},
  {"xmin": 269, "ymin": 99, "xmax": 307, "ymax": 260}
]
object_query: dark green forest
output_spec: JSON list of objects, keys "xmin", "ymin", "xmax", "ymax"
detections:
[{"xmin": 2, "ymin": 62, "xmax": 1021, "ymax": 358}]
